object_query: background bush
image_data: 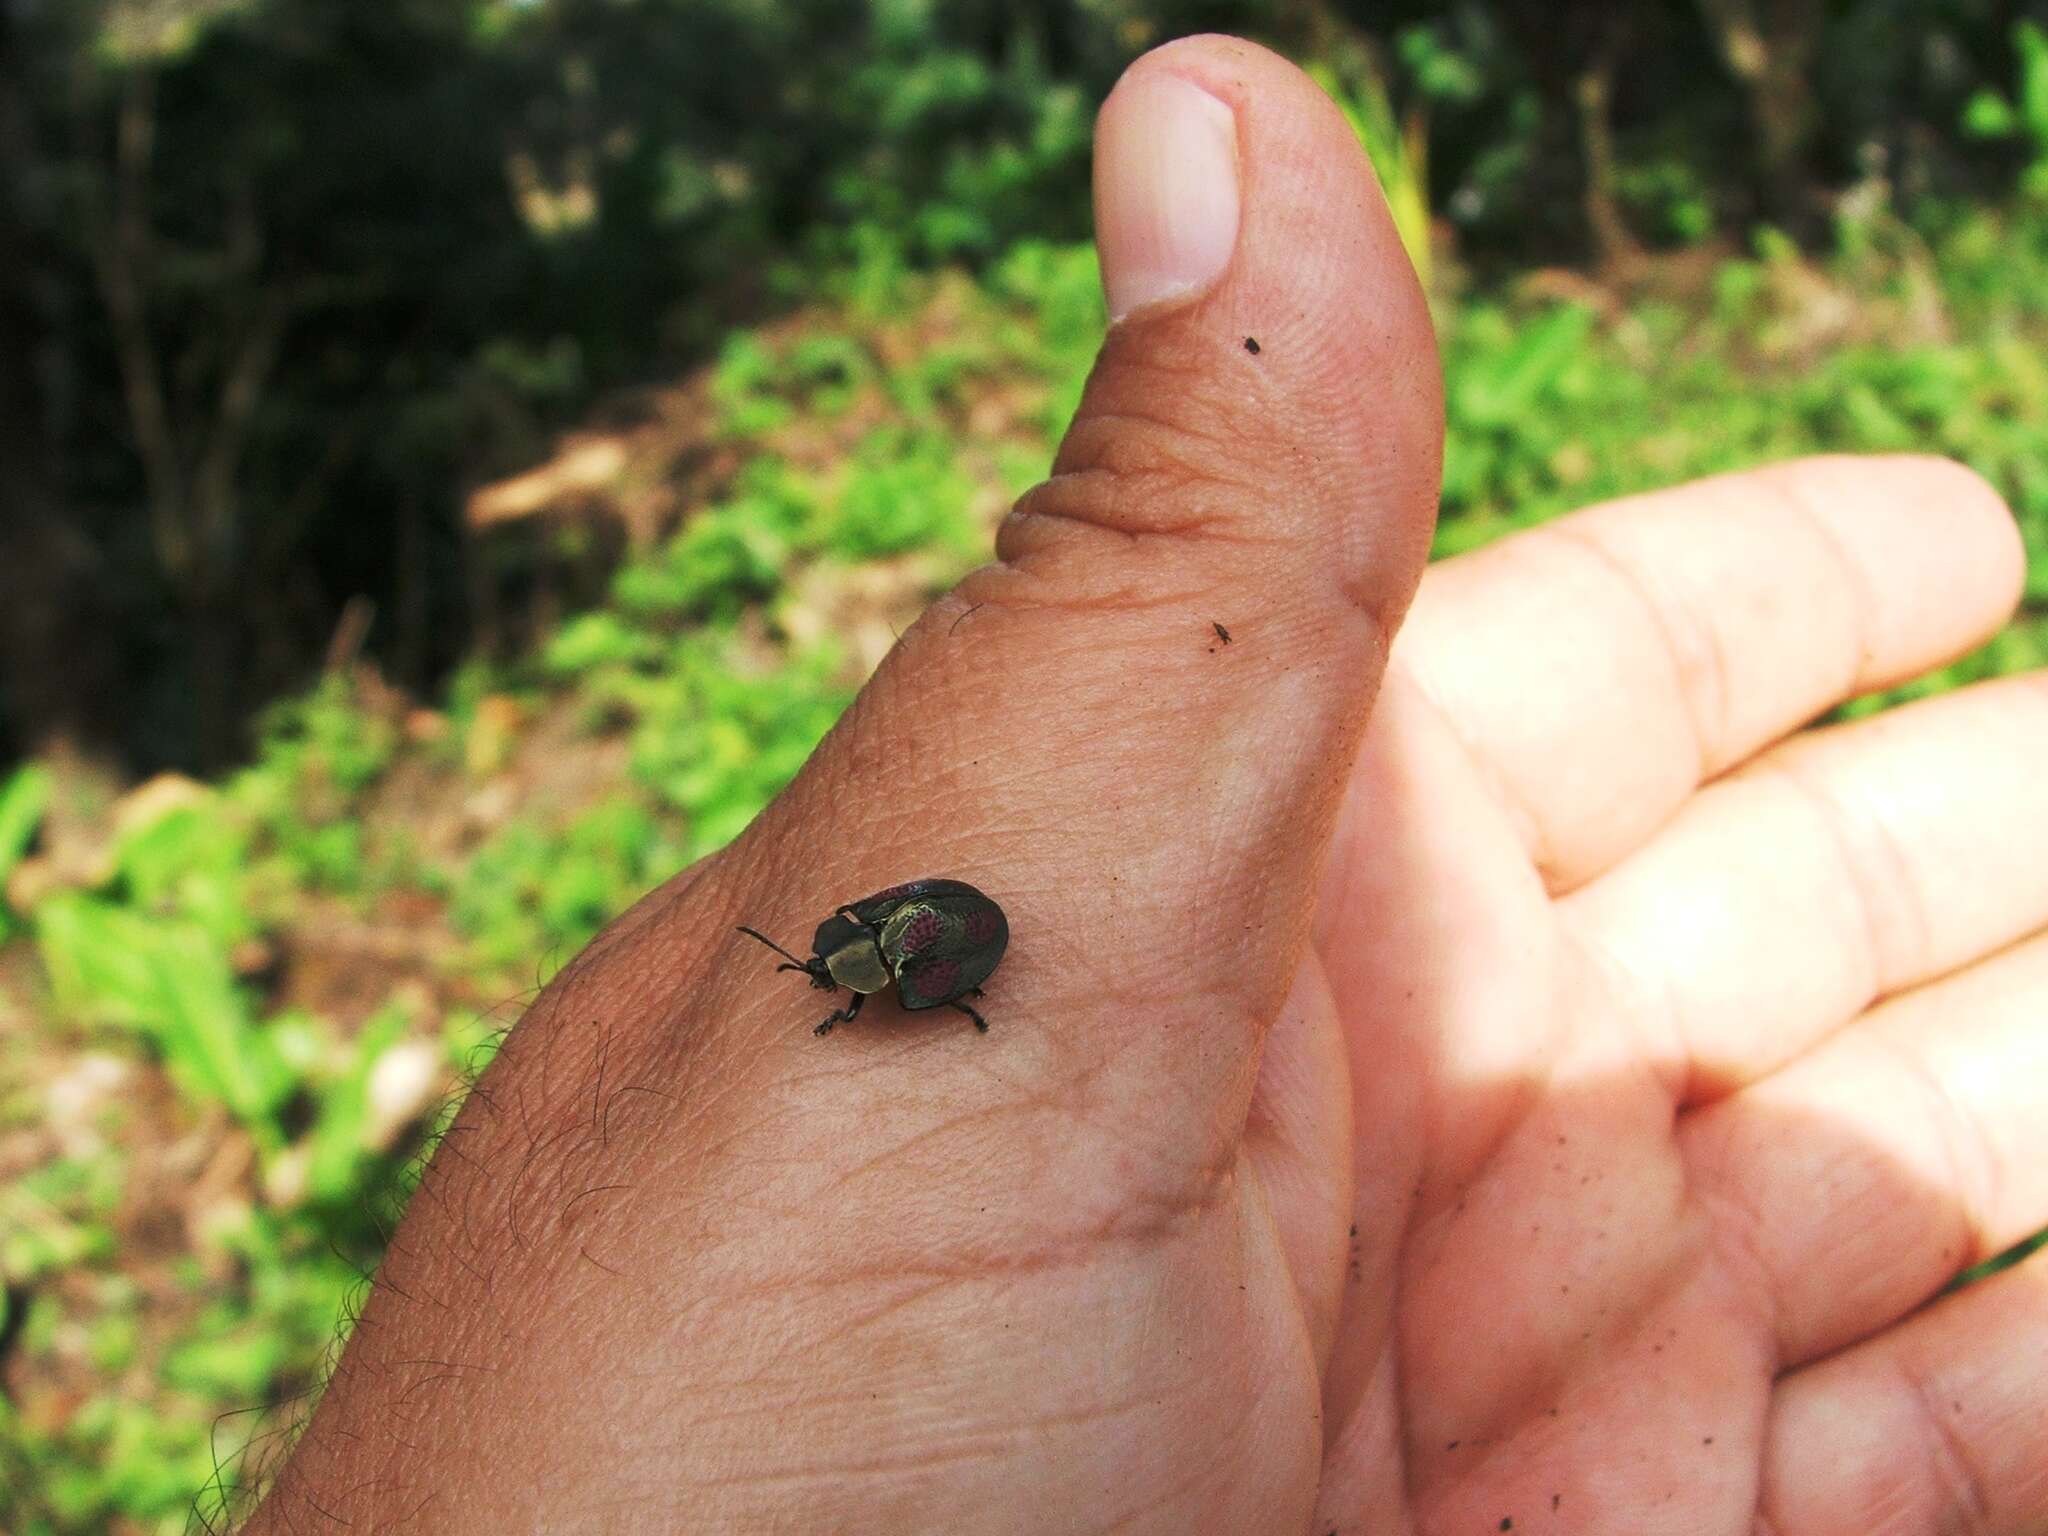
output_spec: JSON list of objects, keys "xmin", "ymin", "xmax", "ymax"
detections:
[{"xmin": 4, "ymin": 2, "xmax": 2048, "ymax": 1531}]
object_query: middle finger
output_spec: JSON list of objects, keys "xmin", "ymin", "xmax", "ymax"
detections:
[
  {"xmin": 1562, "ymin": 671, "xmax": 2048, "ymax": 1101},
  {"xmin": 1399, "ymin": 456, "xmax": 2020, "ymax": 893}
]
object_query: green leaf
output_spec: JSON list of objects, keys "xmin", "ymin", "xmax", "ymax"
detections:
[
  {"xmin": 0, "ymin": 762, "xmax": 50, "ymax": 941},
  {"xmin": 1963, "ymin": 88, "xmax": 2018, "ymax": 140},
  {"xmin": 34, "ymin": 895, "xmax": 294, "ymax": 1137},
  {"xmin": 1451, "ymin": 304, "xmax": 1597, "ymax": 428},
  {"xmin": 2017, "ymin": 21, "xmax": 2048, "ymax": 142},
  {"xmin": 304, "ymin": 1006, "xmax": 414, "ymax": 1206}
]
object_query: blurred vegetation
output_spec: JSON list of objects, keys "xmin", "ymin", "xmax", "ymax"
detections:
[{"xmin": 4, "ymin": 0, "xmax": 2048, "ymax": 1530}]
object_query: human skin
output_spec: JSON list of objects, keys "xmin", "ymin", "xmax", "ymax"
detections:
[{"xmin": 244, "ymin": 35, "xmax": 2048, "ymax": 1536}]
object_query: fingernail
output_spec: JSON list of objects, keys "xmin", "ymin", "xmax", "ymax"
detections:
[{"xmin": 1094, "ymin": 71, "xmax": 1240, "ymax": 324}]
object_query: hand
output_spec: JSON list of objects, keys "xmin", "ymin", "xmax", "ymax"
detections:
[{"xmin": 246, "ymin": 36, "xmax": 2048, "ymax": 1535}]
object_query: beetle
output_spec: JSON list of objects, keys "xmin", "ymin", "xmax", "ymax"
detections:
[{"xmin": 737, "ymin": 879, "xmax": 1008, "ymax": 1036}]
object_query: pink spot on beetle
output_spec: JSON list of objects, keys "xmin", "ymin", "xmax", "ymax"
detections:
[
  {"xmin": 912, "ymin": 959, "xmax": 961, "ymax": 1000},
  {"xmin": 966, "ymin": 908, "xmax": 1000, "ymax": 945},
  {"xmin": 900, "ymin": 910, "xmax": 943, "ymax": 954}
]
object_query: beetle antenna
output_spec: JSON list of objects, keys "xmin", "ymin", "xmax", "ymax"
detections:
[{"xmin": 736, "ymin": 925, "xmax": 811, "ymax": 969}]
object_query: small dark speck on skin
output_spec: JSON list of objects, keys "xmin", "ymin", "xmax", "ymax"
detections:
[
  {"xmin": 1446, "ymin": 1440, "xmax": 1460, "ymax": 1451},
  {"xmin": 1501, "ymin": 1520, "xmax": 1513, "ymax": 1532},
  {"xmin": 1244, "ymin": 335, "xmax": 1261, "ymax": 354},
  {"xmin": 1552, "ymin": 1495, "xmax": 1561, "ymax": 1512},
  {"xmin": 1213, "ymin": 620, "xmax": 1232, "ymax": 645}
]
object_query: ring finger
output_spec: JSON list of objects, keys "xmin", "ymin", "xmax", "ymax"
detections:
[{"xmin": 1681, "ymin": 927, "xmax": 2048, "ymax": 1369}]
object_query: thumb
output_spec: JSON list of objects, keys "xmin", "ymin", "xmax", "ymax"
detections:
[{"xmin": 724, "ymin": 35, "xmax": 1440, "ymax": 1157}]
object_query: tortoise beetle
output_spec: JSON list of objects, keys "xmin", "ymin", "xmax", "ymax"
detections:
[{"xmin": 738, "ymin": 879, "xmax": 1008, "ymax": 1036}]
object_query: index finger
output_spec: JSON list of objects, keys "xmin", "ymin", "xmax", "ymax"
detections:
[{"xmin": 1395, "ymin": 455, "xmax": 2024, "ymax": 891}]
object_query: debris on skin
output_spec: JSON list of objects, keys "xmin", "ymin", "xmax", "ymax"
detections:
[
  {"xmin": 1212, "ymin": 621, "xmax": 1232, "ymax": 645},
  {"xmin": 1243, "ymin": 335, "xmax": 1261, "ymax": 354}
]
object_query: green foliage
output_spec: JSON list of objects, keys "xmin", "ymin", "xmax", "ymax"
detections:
[
  {"xmin": 113, "ymin": 798, "xmax": 260, "ymax": 947},
  {"xmin": 557, "ymin": 629, "xmax": 853, "ymax": 862},
  {"xmin": 451, "ymin": 801, "xmax": 676, "ymax": 973},
  {"xmin": 12, "ymin": 0, "xmax": 2048, "ymax": 776},
  {"xmin": 0, "ymin": 764, "xmax": 50, "ymax": 940},
  {"xmin": 299, "ymin": 1004, "xmax": 416, "ymax": 1208},
  {"xmin": 250, "ymin": 676, "xmax": 400, "ymax": 801},
  {"xmin": 825, "ymin": 429, "xmax": 980, "ymax": 562},
  {"xmin": 1965, "ymin": 21, "xmax": 2048, "ymax": 201},
  {"xmin": 2, "ymin": 1160, "xmax": 119, "ymax": 1283},
  {"xmin": 710, "ymin": 333, "xmax": 802, "ymax": 439},
  {"xmin": 35, "ymin": 894, "xmax": 295, "ymax": 1143},
  {"xmin": 8, "ymin": 16, "xmax": 2048, "ymax": 1524},
  {"xmin": 228, "ymin": 676, "xmax": 400, "ymax": 897}
]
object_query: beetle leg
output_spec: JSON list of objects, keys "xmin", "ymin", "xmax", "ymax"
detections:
[
  {"xmin": 949, "ymin": 999, "xmax": 989, "ymax": 1033},
  {"xmin": 970, "ymin": 986, "xmax": 985, "ymax": 998},
  {"xmin": 815, "ymin": 991, "xmax": 864, "ymax": 1037}
]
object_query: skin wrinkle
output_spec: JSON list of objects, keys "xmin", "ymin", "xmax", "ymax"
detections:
[
  {"xmin": 1748, "ymin": 755, "xmax": 1928, "ymax": 999},
  {"xmin": 970, "ymin": 544, "xmax": 1294, "ymax": 634},
  {"xmin": 683, "ymin": 1389, "xmax": 1174, "ymax": 1494},
  {"xmin": 1758, "ymin": 464, "xmax": 1883, "ymax": 692},
  {"xmin": 1409, "ymin": 955, "xmax": 1565, "ymax": 1223},
  {"xmin": 1009, "ymin": 477, "xmax": 1291, "ymax": 549},
  {"xmin": 1689, "ymin": 1147, "xmax": 1797, "ymax": 1368},
  {"xmin": 1041, "ymin": 461, "xmax": 1279, "ymax": 539},
  {"xmin": 1097, "ymin": 1449, "xmax": 1248, "ymax": 1536},
  {"xmin": 1562, "ymin": 915, "xmax": 1695, "ymax": 1109},
  {"xmin": 1894, "ymin": 1349, "xmax": 1999, "ymax": 1536},
  {"xmin": 762, "ymin": 1277, "xmax": 963, "ymax": 1358},
  {"xmin": 1542, "ymin": 520, "xmax": 1721, "ymax": 792},
  {"xmin": 801, "ymin": 1114, "xmax": 1236, "ymax": 1277},
  {"xmin": 1521, "ymin": 1173, "xmax": 1706, "ymax": 1425},
  {"xmin": 1055, "ymin": 345, "xmax": 1285, "ymax": 461},
  {"xmin": 1054, "ymin": 389, "xmax": 1273, "ymax": 477},
  {"xmin": 1408, "ymin": 1249, "xmax": 1749, "ymax": 1522},
  {"xmin": 1391, "ymin": 655, "xmax": 1558, "ymax": 881},
  {"xmin": 940, "ymin": 584, "xmax": 1225, "ymax": 637},
  {"xmin": 991, "ymin": 516, "xmax": 1300, "ymax": 600},
  {"xmin": 1853, "ymin": 1024, "xmax": 2002, "ymax": 1265}
]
